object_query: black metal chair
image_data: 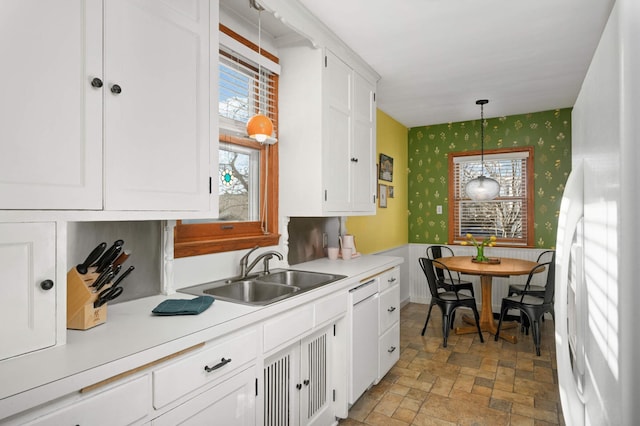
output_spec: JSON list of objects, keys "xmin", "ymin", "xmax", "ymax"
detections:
[
  {"xmin": 426, "ymin": 245, "xmax": 475, "ymax": 329},
  {"xmin": 426, "ymin": 245, "xmax": 475, "ymax": 298},
  {"xmin": 507, "ymin": 250, "xmax": 555, "ymax": 333},
  {"xmin": 418, "ymin": 257, "xmax": 484, "ymax": 347},
  {"xmin": 495, "ymin": 260, "xmax": 555, "ymax": 356}
]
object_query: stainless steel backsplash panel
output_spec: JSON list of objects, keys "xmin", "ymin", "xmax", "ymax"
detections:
[{"xmin": 287, "ymin": 217, "xmax": 340, "ymax": 265}]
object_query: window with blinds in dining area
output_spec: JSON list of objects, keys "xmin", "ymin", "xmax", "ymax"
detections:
[{"xmin": 449, "ymin": 147, "xmax": 534, "ymax": 246}]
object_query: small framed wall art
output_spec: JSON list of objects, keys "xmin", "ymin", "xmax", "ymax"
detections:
[
  {"xmin": 379, "ymin": 154, "xmax": 393, "ymax": 182},
  {"xmin": 379, "ymin": 184, "xmax": 388, "ymax": 208},
  {"xmin": 388, "ymin": 186, "xmax": 394, "ymax": 198}
]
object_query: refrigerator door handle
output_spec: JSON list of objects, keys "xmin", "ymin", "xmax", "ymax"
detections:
[
  {"xmin": 555, "ymin": 160, "xmax": 586, "ymax": 424},
  {"xmin": 572, "ymin": 242, "xmax": 587, "ymax": 400}
]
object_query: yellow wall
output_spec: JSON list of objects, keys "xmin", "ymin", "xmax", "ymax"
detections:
[{"xmin": 347, "ymin": 110, "xmax": 408, "ymax": 253}]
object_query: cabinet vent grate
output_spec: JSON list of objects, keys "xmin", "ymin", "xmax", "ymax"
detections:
[{"xmin": 264, "ymin": 353, "xmax": 291, "ymax": 426}]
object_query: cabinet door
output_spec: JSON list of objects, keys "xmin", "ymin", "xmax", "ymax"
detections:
[
  {"xmin": 323, "ymin": 50, "xmax": 352, "ymax": 212},
  {"xmin": 351, "ymin": 72, "xmax": 376, "ymax": 213},
  {"xmin": 300, "ymin": 327, "xmax": 333, "ymax": 426},
  {"xmin": 103, "ymin": 0, "xmax": 210, "ymax": 211},
  {"xmin": 263, "ymin": 344, "xmax": 299, "ymax": 426},
  {"xmin": 152, "ymin": 367, "xmax": 256, "ymax": 426},
  {"xmin": 0, "ymin": 223, "xmax": 56, "ymax": 361},
  {"xmin": 263, "ymin": 326, "xmax": 334, "ymax": 426},
  {"xmin": 0, "ymin": 1, "xmax": 102, "ymax": 209}
]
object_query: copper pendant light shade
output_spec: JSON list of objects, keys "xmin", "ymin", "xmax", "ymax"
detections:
[{"xmin": 247, "ymin": 114, "xmax": 273, "ymax": 143}]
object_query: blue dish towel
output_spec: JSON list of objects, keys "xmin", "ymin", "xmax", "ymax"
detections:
[{"xmin": 152, "ymin": 296, "xmax": 214, "ymax": 316}]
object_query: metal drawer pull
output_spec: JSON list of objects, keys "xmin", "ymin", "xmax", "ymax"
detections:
[
  {"xmin": 388, "ymin": 346, "xmax": 397, "ymax": 353},
  {"xmin": 387, "ymin": 306, "xmax": 396, "ymax": 313},
  {"xmin": 204, "ymin": 357, "xmax": 232, "ymax": 373},
  {"xmin": 388, "ymin": 277, "xmax": 396, "ymax": 283},
  {"xmin": 303, "ymin": 379, "xmax": 310, "ymax": 386}
]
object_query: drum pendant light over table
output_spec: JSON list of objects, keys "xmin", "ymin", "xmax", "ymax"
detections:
[
  {"xmin": 246, "ymin": 2, "xmax": 274, "ymax": 143},
  {"xmin": 465, "ymin": 99, "xmax": 500, "ymax": 201}
]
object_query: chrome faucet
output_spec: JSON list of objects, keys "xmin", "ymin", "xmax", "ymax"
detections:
[{"xmin": 239, "ymin": 246, "xmax": 283, "ymax": 278}]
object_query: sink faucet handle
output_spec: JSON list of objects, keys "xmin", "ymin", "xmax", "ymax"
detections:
[{"xmin": 240, "ymin": 246, "xmax": 260, "ymax": 277}]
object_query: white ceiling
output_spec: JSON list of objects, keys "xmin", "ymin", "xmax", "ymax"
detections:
[{"xmin": 224, "ymin": 0, "xmax": 615, "ymax": 128}]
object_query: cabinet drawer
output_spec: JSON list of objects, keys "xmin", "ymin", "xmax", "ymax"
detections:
[
  {"xmin": 152, "ymin": 367, "xmax": 256, "ymax": 426},
  {"xmin": 153, "ymin": 329, "xmax": 257, "ymax": 409},
  {"xmin": 378, "ymin": 325, "xmax": 400, "ymax": 379},
  {"xmin": 378, "ymin": 267, "xmax": 399, "ymax": 293},
  {"xmin": 315, "ymin": 291, "xmax": 347, "ymax": 326},
  {"xmin": 379, "ymin": 285, "xmax": 400, "ymax": 333},
  {"xmin": 263, "ymin": 304, "xmax": 314, "ymax": 353},
  {"xmin": 24, "ymin": 376, "xmax": 149, "ymax": 426}
]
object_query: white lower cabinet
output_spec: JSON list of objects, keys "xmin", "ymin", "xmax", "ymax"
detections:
[
  {"xmin": 377, "ymin": 267, "xmax": 400, "ymax": 380},
  {"xmin": 22, "ymin": 375, "xmax": 150, "ymax": 426},
  {"xmin": 263, "ymin": 326, "xmax": 334, "ymax": 426},
  {"xmin": 1, "ymin": 265, "xmax": 402, "ymax": 426},
  {"xmin": 151, "ymin": 367, "xmax": 256, "ymax": 426},
  {"xmin": 0, "ymin": 222, "xmax": 56, "ymax": 361}
]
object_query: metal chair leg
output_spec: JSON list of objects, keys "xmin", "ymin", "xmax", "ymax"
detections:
[{"xmin": 422, "ymin": 303, "xmax": 435, "ymax": 336}]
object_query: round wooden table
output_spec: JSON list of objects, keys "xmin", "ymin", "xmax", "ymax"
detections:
[{"xmin": 435, "ymin": 256, "xmax": 540, "ymax": 343}]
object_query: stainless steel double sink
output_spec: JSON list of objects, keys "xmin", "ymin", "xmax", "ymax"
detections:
[{"xmin": 179, "ymin": 269, "xmax": 346, "ymax": 306}]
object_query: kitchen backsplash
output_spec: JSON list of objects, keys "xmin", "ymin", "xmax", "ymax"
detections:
[
  {"xmin": 67, "ymin": 221, "xmax": 162, "ymax": 304},
  {"xmin": 287, "ymin": 217, "xmax": 341, "ymax": 265}
]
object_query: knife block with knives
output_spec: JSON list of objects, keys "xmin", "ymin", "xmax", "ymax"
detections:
[
  {"xmin": 67, "ymin": 267, "xmax": 108, "ymax": 330},
  {"xmin": 67, "ymin": 240, "xmax": 132, "ymax": 330}
]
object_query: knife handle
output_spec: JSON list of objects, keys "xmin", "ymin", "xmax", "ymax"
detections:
[
  {"xmin": 91, "ymin": 265, "xmax": 113, "ymax": 287},
  {"xmin": 96, "ymin": 245, "xmax": 122, "ymax": 274},
  {"xmin": 93, "ymin": 239, "xmax": 124, "ymax": 268},
  {"xmin": 112, "ymin": 265, "xmax": 135, "ymax": 287},
  {"xmin": 76, "ymin": 242, "xmax": 107, "ymax": 275},
  {"xmin": 113, "ymin": 250, "xmax": 132, "ymax": 268},
  {"xmin": 95, "ymin": 271, "xmax": 114, "ymax": 292}
]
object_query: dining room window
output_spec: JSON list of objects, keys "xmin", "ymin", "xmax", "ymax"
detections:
[
  {"xmin": 448, "ymin": 146, "xmax": 534, "ymax": 246},
  {"xmin": 174, "ymin": 24, "xmax": 280, "ymax": 258}
]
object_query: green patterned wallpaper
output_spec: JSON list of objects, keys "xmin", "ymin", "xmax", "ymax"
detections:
[{"xmin": 408, "ymin": 108, "xmax": 571, "ymax": 248}]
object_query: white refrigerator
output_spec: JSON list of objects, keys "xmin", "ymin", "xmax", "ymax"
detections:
[{"xmin": 555, "ymin": 1, "xmax": 640, "ymax": 424}]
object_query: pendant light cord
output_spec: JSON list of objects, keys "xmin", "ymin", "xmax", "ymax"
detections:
[
  {"xmin": 258, "ymin": 8, "xmax": 268, "ymax": 234},
  {"xmin": 480, "ymin": 102, "xmax": 485, "ymax": 176},
  {"xmin": 258, "ymin": 10, "xmax": 263, "ymax": 115}
]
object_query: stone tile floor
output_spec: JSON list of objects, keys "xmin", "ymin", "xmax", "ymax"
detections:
[{"xmin": 339, "ymin": 303, "xmax": 564, "ymax": 426}]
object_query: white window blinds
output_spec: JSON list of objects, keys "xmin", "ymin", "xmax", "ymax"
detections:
[
  {"xmin": 218, "ymin": 44, "xmax": 278, "ymax": 138},
  {"xmin": 452, "ymin": 150, "xmax": 531, "ymax": 244}
]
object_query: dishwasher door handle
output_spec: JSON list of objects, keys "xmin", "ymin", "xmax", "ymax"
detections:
[{"xmin": 350, "ymin": 279, "xmax": 377, "ymax": 304}]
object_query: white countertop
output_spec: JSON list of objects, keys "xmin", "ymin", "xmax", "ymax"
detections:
[{"xmin": 0, "ymin": 254, "xmax": 402, "ymax": 418}]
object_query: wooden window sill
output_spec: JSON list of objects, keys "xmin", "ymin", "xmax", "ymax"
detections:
[{"xmin": 174, "ymin": 233, "xmax": 280, "ymax": 258}]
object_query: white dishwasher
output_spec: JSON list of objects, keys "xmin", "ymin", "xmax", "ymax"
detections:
[{"xmin": 349, "ymin": 278, "xmax": 379, "ymax": 404}]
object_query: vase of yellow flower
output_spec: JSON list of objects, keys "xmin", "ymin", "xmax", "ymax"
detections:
[{"xmin": 461, "ymin": 233, "xmax": 498, "ymax": 263}]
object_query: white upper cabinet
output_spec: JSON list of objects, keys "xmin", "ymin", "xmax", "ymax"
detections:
[
  {"xmin": 279, "ymin": 47, "xmax": 377, "ymax": 216},
  {"xmin": 0, "ymin": 1, "xmax": 102, "ymax": 210},
  {"xmin": 103, "ymin": 0, "xmax": 211, "ymax": 211},
  {"xmin": 0, "ymin": 0, "xmax": 214, "ymax": 213}
]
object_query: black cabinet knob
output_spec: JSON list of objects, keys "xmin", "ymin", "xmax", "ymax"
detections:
[
  {"xmin": 110, "ymin": 84, "xmax": 122, "ymax": 94},
  {"xmin": 350, "ymin": 157, "xmax": 358, "ymax": 162},
  {"xmin": 303, "ymin": 379, "xmax": 310, "ymax": 386},
  {"xmin": 90, "ymin": 77, "xmax": 103, "ymax": 88},
  {"xmin": 40, "ymin": 279, "xmax": 54, "ymax": 291}
]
